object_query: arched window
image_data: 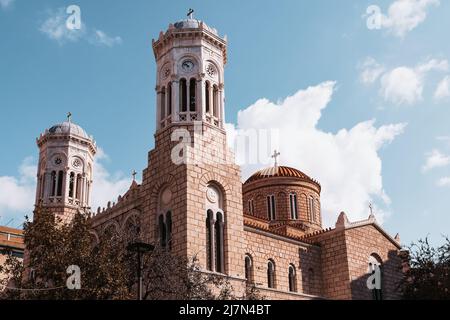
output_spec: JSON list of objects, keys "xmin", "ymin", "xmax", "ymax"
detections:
[
  {"xmin": 368, "ymin": 254, "xmax": 383, "ymax": 300},
  {"xmin": 75, "ymin": 174, "xmax": 82, "ymax": 200},
  {"xmin": 206, "ymin": 210, "xmax": 214, "ymax": 271},
  {"xmin": 215, "ymin": 212, "xmax": 225, "ymax": 273},
  {"xmin": 213, "ymin": 85, "xmax": 219, "ymax": 117},
  {"xmin": 308, "ymin": 196, "xmax": 316, "ymax": 222},
  {"xmin": 189, "ymin": 78, "xmax": 196, "ymax": 112},
  {"xmin": 166, "ymin": 211, "xmax": 172, "ymax": 249},
  {"xmin": 160, "ymin": 87, "xmax": 166, "ymax": 120},
  {"xmin": 167, "ymin": 82, "xmax": 172, "ymax": 116},
  {"xmin": 245, "ymin": 255, "xmax": 253, "ymax": 284},
  {"xmin": 39, "ymin": 175, "xmax": 45, "ymax": 199},
  {"xmin": 205, "ymin": 81, "xmax": 210, "ymax": 114},
  {"xmin": 51, "ymin": 171, "xmax": 57, "ymax": 197},
  {"xmin": 267, "ymin": 260, "xmax": 276, "ymax": 289},
  {"xmin": 179, "ymin": 79, "xmax": 187, "ymax": 112},
  {"xmin": 57, "ymin": 171, "xmax": 63, "ymax": 197},
  {"xmin": 288, "ymin": 264, "xmax": 297, "ymax": 292},
  {"xmin": 248, "ymin": 199, "xmax": 255, "ymax": 215},
  {"xmin": 267, "ymin": 195, "xmax": 276, "ymax": 221},
  {"xmin": 289, "ymin": 193, "xmax": 298, "ymax": 220},
  {"xmin": 68, "ymin": 172, "xmax": 75, "ymax": 198},
  {"xmin": 159, "ymin": 214, "xmax": 167, "ymax": 248}
]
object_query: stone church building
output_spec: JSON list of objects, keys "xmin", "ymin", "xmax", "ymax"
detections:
[{"xmin": 31, "ymin": 17, "xmax": 406, "ymax": 300}]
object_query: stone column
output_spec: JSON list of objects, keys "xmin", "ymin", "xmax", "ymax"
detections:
[
  {"xmin": 172, "ymin": 79, "xmax": 179, "ymax": 123},
  {"xmin": 156, "ymin": 86, "xmax": 161, "ymax": 130}
]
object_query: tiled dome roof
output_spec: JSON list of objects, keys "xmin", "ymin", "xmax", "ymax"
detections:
[
  {"xmin": 47, "ymin": 121, "xmax": 90, "ymax": 140},
  {"xmin": 245, "ymin": 166, "xmax": 320, "ymax": 187}
]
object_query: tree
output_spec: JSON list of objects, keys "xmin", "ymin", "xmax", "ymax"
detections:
[
  {"xmin": 401, "ymin": 237, "xmax": 450, "ymax": 300},
  {"xmin": 1, "ymin": 208, "xmax": 257, "ymax": 300}
]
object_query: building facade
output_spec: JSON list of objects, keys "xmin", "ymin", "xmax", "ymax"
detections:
[{"xmin": 30, "ymin": 17, "xmax": 406, "ymax": 300}]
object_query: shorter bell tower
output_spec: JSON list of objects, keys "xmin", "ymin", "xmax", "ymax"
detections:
[{"xmin": 35, "ymin": 115, "xmax": 97, "ymax": 223}]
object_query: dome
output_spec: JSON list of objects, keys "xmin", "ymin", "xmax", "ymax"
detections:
[
  {"xmin": 47, "ymin": 121, "xmax": 90, "ymax": 140},
  {"xmin": 172, "ymin": 19, "xmax": 218, "ymax": 35},
  {"xmin": 245, "ymin": 166, "xmax": 320, "ymax": 187}
]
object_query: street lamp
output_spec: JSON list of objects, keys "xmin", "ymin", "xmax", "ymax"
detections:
[{"xmin": 127, "ymin": 241, "xmax": 154, "ymax": 300}]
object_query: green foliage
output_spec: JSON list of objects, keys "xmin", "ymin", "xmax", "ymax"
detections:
[
  {"xmin": 401, "ymin": 237, "xmax": 450, "ymax": 300},
  {"xmin": 1, "ymin": 208, "xmax": 259, "ymax": 300}
]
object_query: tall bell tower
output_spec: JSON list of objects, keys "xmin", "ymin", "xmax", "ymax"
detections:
[
  {"xmin": 35, "ymin": 115, "xmax": 97, "ymax": 223},
  {"xmin": 141, "ymin": 13, "xmax": 245, "ymax": 290}
]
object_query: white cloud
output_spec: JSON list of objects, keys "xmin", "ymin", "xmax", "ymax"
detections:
[
  {"xmin": 90, "ymin": 30, "xmax": 123, "ymax": 47},
  {"xmin": 422, "ymin": 149, "xmax": 450, "ymax": 172},
  {"xmin": 379, "ymin": 0, "xmax": 440, "ymax": 37},
  {"xmin": 39, "ymin": 8, "xmax": 86, "ymax": 43},
  {"xmin": 227, "ymin": 81, "xmax": 406, "ymax": 226},
  {"xmin": 39, "ymin": 8, "xmax": 122, "ymax": 47},
  {"xmin": 0, "ymin": 157, "xmax": 36, "ymax": 226},
  {"xmin": 91, "ymin": 148, "xmax": 131, "ymax": 211},
  {"xmin": 359, "ymin": 57, "xmax": 385, "ymax": 85},
  {"xmin": 0, "ymin": 150, "xmax": 131, "ymax": 226},
  {"xmin": 378, "ymin": 58, "xmax": 448, "ymax": 105},
  {"xmin": 434, "ymin": 76, "xmax": 450, "ymax": 100},
  {"xmin": 0, "ymin": 0, "xmax": 14, "ymax": 9},
  {"xmin": 437, "ymin": 177, "xmax": 450, "ymax": 187}
]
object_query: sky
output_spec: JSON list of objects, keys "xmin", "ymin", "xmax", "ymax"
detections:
[{"xmin": 1, "ymin": 0, "xmax": 450, "ymax": 247}]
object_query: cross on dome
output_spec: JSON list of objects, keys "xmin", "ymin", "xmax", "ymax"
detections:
[{"xmin": 271, "ymin": 150, "xmax": 281, "ymax": 168}]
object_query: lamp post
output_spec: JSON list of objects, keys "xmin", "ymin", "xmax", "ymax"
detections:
[{"xmin": 127, "ymin": 242, "xmax": 154, "ymax": 300}]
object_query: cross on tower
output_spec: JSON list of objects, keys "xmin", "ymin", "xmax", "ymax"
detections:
[
  {"xmin": 271, "ymin": 150, "xmax": 281, "ymax": 168},
  {"xmin": 369, "ymin": 203, "xmax": 373, "ymax": 215},
  {"xmin": 187, "ymin": 8, "xmax": 194, "ymax": 19},
  {"xmin": 132, "ymin": 170, "xmax": 137, "ymax": 181},
  {"xmin": 67, "ymin": 112, "xmax": 72, "ymax": 123}
]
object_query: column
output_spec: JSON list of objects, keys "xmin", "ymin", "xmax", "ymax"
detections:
[
  {"xmin": 172, "ymin": 80, "xmax": 179, "ymax": 123},
  {"xmin": 156, "ymin": 86, "xmax": 161, "ymax": 130},
  {"xmin": 198, "ymin": 78, "xmax": 204, "ymax": 120},
  {"xmin": 219, "ymin": 83, "xmax": 225, "ymax": 128},
  {"xmin": 186, "ymin": 80, "xmax": 190, "ymax": 115}
]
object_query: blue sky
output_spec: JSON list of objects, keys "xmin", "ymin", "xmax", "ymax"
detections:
[{"xmin": 1, "ymin": 0, "xmax": 449, "ymax": 246}]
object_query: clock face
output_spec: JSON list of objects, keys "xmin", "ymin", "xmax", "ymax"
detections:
[
  {"xmin": 181, "ymin": 60, "xmax": 195, "ymax": 72},
  {"xmin": 54, "ymin": 157, "xmax": 62, "ymax": 166},
  {"xmin": 206, "ymin": 64, "xmax": 216, "ymax": 77}
]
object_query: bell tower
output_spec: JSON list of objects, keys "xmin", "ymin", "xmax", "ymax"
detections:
[
  {"xmin": 35, "ymin": 115, "xmax": 97, "ymax": 223},
  {"xmin": 142, "ymin": 14, "xmax": 245, "ymax": 291},
  {"xmin": 152, "ymin": 15, "xmax": 227, "ymax": 131}
]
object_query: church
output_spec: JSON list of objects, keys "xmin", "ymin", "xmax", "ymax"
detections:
[{"xmin": 31, "ymin": 16, "xmax": 407, "ymax": 300}]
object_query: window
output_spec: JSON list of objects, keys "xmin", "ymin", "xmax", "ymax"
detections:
[
  {"xmin": 189, "ymin": 78, "xmax": 196, "ymax": 112},
  {"xmin": 206, "ymin": 210, "xmax": 214, "ymax": 271},
  {"xmin": 213, "ymin": 85, "xmax": 219, "ymax": 117},
  {"xmin": 51, "ymin": 171, "xmax": 57, "ymax": 196},
  {"xmin": 57, "ymin": 171, "xmax": 64, "ymax": 197},
  {"xmin": 159, "ymin": 214, "xmax": 166, "ymax": 247},
  {"xmin": 205, "ymin": 81, "xmax": 210, "ymax": 114},
  {"xmin": 245, "ymin": 255, "xmax": 253, "ymax": 284},
  {"xmin": 368, "ymin": 254, "xmax": 383, "ymax": 300},
  {"xmin": 167, "ymin": 82, "xmax": 172, "ymax": 116},
  {"xmin": 215, "ymin": 212, "xmax": 225, "ymax": 273},
  {"xmin": 248, "ymin": 199, "xmax": 255, "ymax": 215},
  {"xmin": 308, "ymin": 196, "xmax": 316, "ymax": 222},
  {"xmin": 160, "ymin": 87, "xmax": 166, "ymax": 120},
  {"xmin": 288, "ymin": 265, "xmax": 297, "ymax": 292},
  {"xmin": 267, "ymin": 260, "xmax": 276, "ymax": 289},
  {"xmin": 179, "ymin": 78, "xmax": 187, "ymax": 112},
  {"xmin": 76, "ymin": 174, "xmax": 82, "ymax": 200},
  {"xmin": 166, "ymin": 211, "xmax": 172, "ymax": 249},
  {"xmin": 289, "ymin": 193, "xmax": 298, "ymax": 220},
  {"xmin": 69, "ymin": 172, "xmax": 75, "ymax": 198},
  {"xmin": 267, "ymin": 195, "xmax": 276, "ymax": 221}
]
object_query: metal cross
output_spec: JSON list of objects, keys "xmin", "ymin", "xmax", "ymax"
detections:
[
  {"xmin": 132, "ymin": 170, "xmax": 137, "ymax": 181},
  {"xmin": 187, "ymin": 8, "xmax": 194, "ymax": 19},
  {"xmin": 271, "ymin": 150, "xmax": 281, "ymax": 168},
  {"xmin": 67, "ymin": 112, "xmax": 72, "ymax": 122},
  {"xmin": 369, "ymin": 203, "xmax": 373, "ymax": 215}
]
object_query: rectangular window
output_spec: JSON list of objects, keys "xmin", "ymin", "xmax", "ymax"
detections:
[
  {"xmin": 309, "ymin": 197, "xmax": 316, "ymax": 222},
  {"xmin": 290, "ymin": 194, "xmax": 298, "ymax": 220},
  {"xmin": 267, "ymin": 195, "xmax": 276, "ymax": 221},
  {"xmin": 248, "ymin": 199, "xmax": 255, "ymax": 215}
]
